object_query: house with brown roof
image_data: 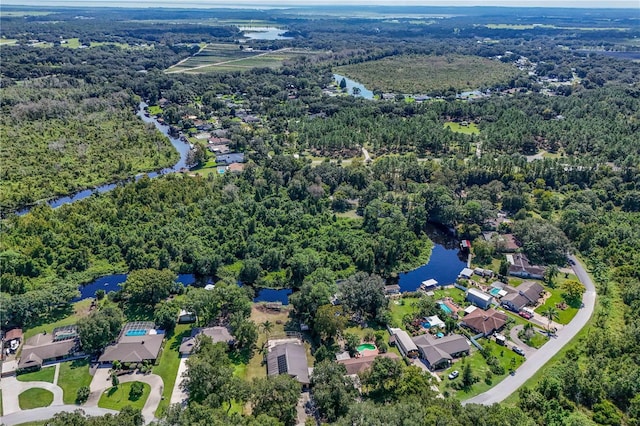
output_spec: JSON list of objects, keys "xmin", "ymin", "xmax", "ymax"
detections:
[
  {"xmin": 501, "ymin": 281, "xmax": 545, "ymax": 312},
  {"xmin": 266, "ymin": 339, "xmax": 310, "ymax": 387},
  {"xmin": 98, "ymin": 322, "xmax": 164, "ymax": 364},
  {"xmin": 18, "ymin": 326, "xmax": 81, "ymax": 370},
  {"xmin": 227, "ymin": 163, "xmax": 245, "ymax": 173},
  {"xmin": 179, "ymin": 326, "xmax": 235, "ymax": 356},
  {"xmin": 461, "ymin": 308, "xmax": 508, "ymax": 336},
  {"xmin": 3, "ymin": 328, "xmax": 23, "ymax": 353},
  {"xmin": 495, "ymin": 234, "xmax": 520, "ymax": 252},
  {"xmin": 412, "ymin": 334, "xmax": 470, "ymax": 370},
  {"xmin": 337, "ymin": 352, "xmax": 399, "ymax": 376}
]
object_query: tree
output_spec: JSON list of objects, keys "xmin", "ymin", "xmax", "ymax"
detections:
[
  {"xmin": 260, "ymin": 321, "xmax": 274, "ymax": 339},
  {"xmin": 112, "ymin": 374, "xmax": 119, "ymax": 388},
  {"xmin": 514, "ymin": 219, "xmax": 570, "ymax": 265},
  {"xmin": 343, "ymin": 332, "xmax": 360, "ymax": 357},
  {"xmin": 544, "ymin": 265, "xmax": 559, "ymax": 288},
  {"xmin": 339, "ymin": 78, "xmax": 347, "ymax": 90},
  {"xmin": 561, "ymin": 280, "xmax": 585, "ymax": 305},
  {"xmin": 154, "ymin": 300, "xmax": 179, "ymax": 333},
  {"xmin": 499, "ymin": 258, "xmax": 510, "ymax": 277},
  {"xmin": 252, "ymin": 375, "xmax": 301, "ymax": 426},
  {"xmin": 352, "ymin": 87, "xmax": 361, "ymax": 96},
  {"xmin": 462, "ymin": 363, "xmax": 475, "ymax": 389},
  {"xmin": 311, "ymin": 361, "xmax": 357, "ymax": 422},
  {"xmin": 122, "ymin": 268, "xmax": 177, "ymax": 305},
  {"xmin": 542, "ymin": 307, "xmax": 559, "ymax": 335},
  {"xmin": 289, "ymin": 268, "xmax": 336, "ymax": 324},
  {"xmin": 314, "ymin": 304, "xmax": 347, "ymax": 342},
  {"xmin": 77, "ymin": 305, "xmax": 124, "ymax": 354},
  {"xmin": 360, "ymin": 356, "xmax": 404, "ymax": 402},
  {"xmin": 76, "ymin": 386, "xmax": 90, "ymax": 404},
  {"xmin": 340, "ymin": 272, "xmax": 387, "ymax": 321},
  {"xmin": 129, "ymin": 382, "xmax": 144, "ymax": 400}
]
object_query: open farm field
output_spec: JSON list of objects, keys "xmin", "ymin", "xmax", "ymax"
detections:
[
  {"xmin": 335, "ymin": 54, "xmax": 522, "ymax": 94},
  {"xmin": 167, "ymin": 44, "xmax": 318, "ymax": 73}
]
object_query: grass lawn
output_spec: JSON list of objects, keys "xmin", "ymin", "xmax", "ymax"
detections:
[
  {"xmin": 439, "ymin": 340, "xmax": 524, "ymax": 400},
  {"xmin": 0, "ymin": 389, "xmax": 3, "ymax": 415},
  {"xmin": 98, "ymin": 382, "xmax": 150, "ymax": 411},
  {"xmin": 523, "ymin": 332, "xmax": 549, "ymax": 349},
  {"xmin": 18, "ymin": 388, "xmax": 54, "ymax": 410},
  {"xmin": 433, "ymin": 287, "xmax": 467, "ymax": 305},
  {"xmin": 535, "ymin": 275, "xmax": 580, "ymax": 325},
  {"xmin": 58, "ymin": 358, "xmax": 93, "ymax": 404},
  {"xmin": 16, "ymin": 366, "xmax": 55, "ymax": 383},
  {"xmin": 147, "ymin": 105, "xmax": 162, "ymax": 115},
  {"xmin": 24, "ymin": 299, "xmax": 93, "ymax": 340},
  {"xmin": 153, "ymin": 324, "xmax": 192, "ymax": 417},
  {"xmin": 389, "ymin": 298, "xmax": 419, "ymax": 328},
  {"xmin": 62, "ymin": 38, "xmax": 81, "ymax": 48},
  {"xmin": 244, "ymin": 306, "xmax": 292, "ymax": 382},
  {"xmin": 444, "ymin": 122, "xmax": 480, "ymax": 135}
]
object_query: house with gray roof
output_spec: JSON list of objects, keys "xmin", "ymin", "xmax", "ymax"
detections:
[
  {"xmin": 179, "ymin": 326, "xmax": 234, "ymax": 355},
  {"xmin": 412, "ymin": 334, "xmax": 470, "ymax": 370},
  {"xmin": 389, "ymin": 328, "xmax": 419, "ymax": 358},
  {"xmin": 266, "ymin": 340, "xmax": 310, "ymax": 387},
  {"xmin": 98, "ymin": 322, "xmax": 164, "ymax": 364},
  {"xmin": 501, "ymin": 281, "xmax": 545, "ymax": 312},
  {"xmin": 508, "ymin": 253, "xmax": 546, "ymax": 279},
  {"xmin": 18, "ymin": 325, "xmax": 81, "ymax": 370},
  {"xmin": 466, "ymin": 288, "xmax": 494, "ymax": 310}
]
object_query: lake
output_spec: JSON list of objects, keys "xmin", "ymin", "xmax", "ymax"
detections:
[
  {"xmin": 16, "ymin": 103, "xmax": 191, "ymax": 216},
  {"xmin": 333, "ymin": 73, "xmax": 374, "ymax": 100},
  {"xmin": 239, "ymin": 26, "xmax": 291, "ymax": 40}
]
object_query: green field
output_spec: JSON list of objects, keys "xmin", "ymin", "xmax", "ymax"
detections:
[
  {"xmin": 58, "ymin": 359, "xmax": 93, "ymax": 404},
  {"xmin": 335, "ymin": 54, "xmax": 522, "ymax": 94},
  {"xmin": 98, "ymin": 382, "xmax": 150, "ymax": 411},
  {"xmin": 24, "ymin": 299, "xmax": 93, "ymax": 339},
  {"xmin": 0, "ymin": 38, "xmax": 18, "ymax": 45},
  {"xmin": 444, "ymin": 122, "xmax": 480, "ymax": 135},
  {"xmin": 167, "ymin": 44, "xmax": 319, "ymax": 74},
  {"xmin": 19, "ymin": 388, "xmax": 54, "ymax": 410},
  {"xmin": 16, "ymin": 367, "xmax": 55, "ymax": 383}
]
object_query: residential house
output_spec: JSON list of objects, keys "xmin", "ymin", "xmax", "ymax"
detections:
[
  {"xmin": 389, "ymin": 328, "xmax": 419, "ymax": 358},
  {"xmin": 3, "ymin": 328, "xmax": 23, "ymax": 353},
  {"xmin": 216, "ymin": 153, "xmax": 245, "ymax": 165},
  {"xmin": 461, "ymin": 308, "xmax": 508, "ymax": 336},
  {"xmin": 384, "ymin": 285, "xmax": 401, "ymax": 295},
  {"xmin": 227, "ymin": 163, "xmax": 245, "ymax": 173},
  {"xmin": 337, "ymin": 353, "xmax": 399, "ymax": 376},
  {"xmin": 412, "ymin": 334, "xmax": 470, "ymax": 370},
  {"xmin": 494, "ymin": 234, "xmax": 519, "ymax": 252},
  {"xmin": 501, "ymin": 281, "xmax": 545, "ymax": 312},
  {"xmin": 423, "ymin": 315, "xmax": 445, "ymax": 329},
  {"xmin": 508, "ymin": 253, "xmax": 546, "ymax": 279},
  {"xmin": 179, "ymin": 326, "xmax": 235, "ymax": 356},
  {"xmin": 98, "ymin": 322, "xmax": 164, "ymax": 364},
  {"xmin": 177, "ymin": 310, "xmax": 197, "ymax": 324},
  {"xmin": 466, "ymin": 288, "xmax": 494, "ymax": 310},
  {"xmin": 18, "ymin": 325, "xmax": 81, "ymax": 370},
  {"xmin": 266, "ymin": 339, "xmax": 310, "ymax": 387}
]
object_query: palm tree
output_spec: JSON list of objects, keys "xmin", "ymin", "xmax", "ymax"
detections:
[
  {"xmin": 544, "ymin": 265, "xmax": 559, "ymax": 288},
  {"xmin": 542, "ymin": 307, "xmax": 559, "ymax": 336},
  {"xmin": 260, "ymin": 320, "xmax": 274, "ymax": 340}
]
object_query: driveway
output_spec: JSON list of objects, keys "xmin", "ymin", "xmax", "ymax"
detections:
[
  {"xmin": 1, "ymin": 406, "xmax": 117, "ymax": 426},
  {"xmin": 86, "ymin": 365, "xmax": 113, "ymax": 407},
  {"xmin": 169, "ymin": 355, "xmax": 189, "ymax": 405},
  {"xmin": 463, "ymin": 255, "xmax": 596, "ymax": 405},
  {"xmin": 0, "ymin": 375, "xmax": 64, "ymax": 415},
  {"xmin": 119, "ymin": 372, "xmax": 164, "ymax": 423},
  {"xmin": 509, "ymin": 325, "xmax": 537, "ymax": 357}
]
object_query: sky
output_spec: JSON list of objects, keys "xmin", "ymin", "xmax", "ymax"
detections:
[{"xmin": 2, "ymin": 0, "xmax": 639, "ymax": 8}]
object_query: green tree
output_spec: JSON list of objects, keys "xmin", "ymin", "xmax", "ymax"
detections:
[
  {"xmin": 544, "ymin": 265, "xmax": 560, "ymax": 288},
  {"xmin": 462, "ymin": 362, "xmax": 475, "ymax": 389},
  {"xmin": 561, "ymin": 279, "xmax": 585, "ymax": 305},
  {"xmin": 340, "ymin": 272, "xmax": 387, "ymax": 321},
  {"xmin": 314, "ymin": 305, "xmax": 347, "ymax": 342},
  {"xmin": 343, "ymin": 332, "xmax": 361, "ymax": 357},
  {"xmin": 122, "ymin": 268, "xmax": 177, "ymax": 305},
  {"xmin": 339, "ymin": 78, "xmax": 347, "ymax": 90},
  {"xmin": 311, "ymin": 361, "xmax": 357, "ymax": 422},
  {"xmin": 260, "ymin": 320, "xmax": 274, "ymax": 339},
  {"xmin": 289, "ymin": 268, "xmax": 336, "ymax": 325},
  {"xmin": 76, "ymin": 386, "xmax": 90, "ymax": 404},
  {"xmin": 154, "ymin": 300, "xmax": 179, "ymax": 333},
  {"xmin": 129, "ymin": 382, "xmax": 144, "ymax": 401},
  {"xmin": 251, "ymin": 375, "xmax": 301, "ymax": 426},
  {"xmin": 77, "ymin": 305, "xmax": 124, "ymax": 354},
  {"xmin": 542, "ymin": 307, "xmax": 559, "ymax": 335},
  {"xmin": 360, "ymin": 356, "xmax": 404, "ymax": 402}
]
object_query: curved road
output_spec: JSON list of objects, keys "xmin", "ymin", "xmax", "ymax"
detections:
[
  {"xmin": 1, "ymin": 406, "xmax": 118, "ymax": 426},
  {"xmin": 463, "ymin": 255, "xmax": 596, "ymax": 405}
]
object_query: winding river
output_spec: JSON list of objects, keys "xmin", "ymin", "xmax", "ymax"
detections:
[{"xmin": 15, "ymin": 102, "xmax": 191, "ymax": 216}]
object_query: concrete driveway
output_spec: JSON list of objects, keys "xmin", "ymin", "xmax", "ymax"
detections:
[
  {"xmin": 119, "ymin": 372, "xmax": 164, "ymax": 423},
  {"xmin": 509, "ymin": 325, "xmax": 537, "ymax": 357},
  {"xmin": 0, "ymin": 375, "xmax": 64, "ymax": 415},
  {"xmin": 463, "ymin": 255, "xmax": 596, "ymax": 405},
  {"xmin": 169, "ymin": 355, "xmax": 189, "ymax": 405}
]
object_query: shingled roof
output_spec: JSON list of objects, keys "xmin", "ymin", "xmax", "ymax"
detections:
[
  {"xmin": 337, "ymin": 353, "xmax": 399, "ymax": 376},
  {"xmin": 266, "ymin": 341, "xmax": 309, "ymax": 385},
  {"xmin": 461, "ymin": 308, "xmax": 508, "ymax": 336}
]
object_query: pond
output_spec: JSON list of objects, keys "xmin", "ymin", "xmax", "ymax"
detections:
[
  {"xmin": 397, "ymin": 225, "xmax": 467, "ymax": 293},
  {"xmin": 74, "ymin": 273, "xmax": 291, "ymax": 305},
  {"xmin": 333, "ymin": 73, "xmax": 374, "ymax": 100},
  {"xmin": 16, "ymin": 102, "xmax": 191, "ymax": 216},
  {"xmin": 239, "ymin": 26, "xmax": 291, "ymax": 40}
]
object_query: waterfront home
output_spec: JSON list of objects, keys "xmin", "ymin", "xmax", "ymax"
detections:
[
  {"xmin": 466, "ymin": 288, "xmax": 494, "ymax": 310},
  {"xmin": 179, "ymin": 326, "xmax": 235, "ymax": 356},
  {"xmin": 98, "ymin": 322, "xmax": 163, "ymax": 364},
  {"xmin": 18, "ymin": 325, "xmax": 81, "ymax": 370}
]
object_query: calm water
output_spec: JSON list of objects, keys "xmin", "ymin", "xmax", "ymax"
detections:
[
  {"xmin": 15, "ymin": 103, "xmax": 190, "ymax": 216},
  {"xmin": 239, "ymin": 26, "xmax": 291, "ymax": 40},
  {"xmin": 333, "ymin": 73, "xmax": 374, "ymax": 100}
]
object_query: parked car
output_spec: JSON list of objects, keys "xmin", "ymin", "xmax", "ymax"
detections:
[
  {"xmin": 519, "ymin": 311, "xmax": 532, "ymax": 319},
  {"xmin": 448, "ymin": 370, "xmax": 459, "ymax": 379},
  {"xmin": 512, "ymin": 346, "xmax": 525, "ymax": 356}
]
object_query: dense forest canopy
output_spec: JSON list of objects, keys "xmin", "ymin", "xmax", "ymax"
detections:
[{"xmin": 1, "ymin": 4, "xmax": 639, "ymax": 426}]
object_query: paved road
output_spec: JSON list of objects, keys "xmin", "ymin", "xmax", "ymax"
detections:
[
  {"xmin": 0, "ymin": 406, "xmax": 118, "ymax": 425},
  {"xmin": 463, "ymin": 255, "xmax": 596, "ymax": 405}
]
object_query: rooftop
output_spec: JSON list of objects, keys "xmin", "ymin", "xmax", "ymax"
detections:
[
  {"xmin": 266, "ymin": 340, "xmax": 309, "ymax": 385},
  {"xmin": 337, "ymin": 353, "xmax": 399, "ymax": 376}
]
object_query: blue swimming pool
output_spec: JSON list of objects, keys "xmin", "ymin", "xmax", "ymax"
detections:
[
  {"xmin": 490, "ymin": 287, "xmax": 501, "ymax": 296},
  {"xmin": 438, "ymin": 302, "xmax": 453, "ymax": 314},
  {"xmin": 125, "ymin": 330, "xmax": 147, "ymax": 337}
]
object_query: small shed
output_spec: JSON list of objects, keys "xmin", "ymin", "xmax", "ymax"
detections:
[
  {"xmin": 421, "ymin": 279, "xmax": 438, "ymax": 290},
  {"xmin": 177, "ymin": 310, "xmax": 197, "ymax": 324},
  {"xmin": 459, "ymin": 268, "xmax": 474, "ymax": 279}
]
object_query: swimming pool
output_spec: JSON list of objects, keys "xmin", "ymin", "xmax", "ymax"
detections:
[
  {"xmin": 438, "ymin": 302, "xmax": 453, "ymax": 314},
  {"xmin": 489, "ymin": 287, "xmax": 501, "ymax": 296},
  {"xmin": 125, "ymin": 329, "xmax": 147, "ymax": 337},
  {"xmin": 357, "ymin": 343, "xmax": 376, "ymax": 352}
]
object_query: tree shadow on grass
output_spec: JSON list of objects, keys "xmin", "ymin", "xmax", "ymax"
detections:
[
  {"xmin": 169, "ymin": 327, "xmax": 192, "ymax": 351},
  {"xmin": 107, "ymin": 387, "xmax": 118, "ymax": 397}
]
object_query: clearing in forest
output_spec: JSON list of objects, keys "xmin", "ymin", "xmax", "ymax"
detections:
[
  {"xmin": 166, "ymin": 43, "xmax": 318, "ymax": 74},
  {"xmin": 335, "ymin": 54, "xmax": 521, "ymax": 94}
]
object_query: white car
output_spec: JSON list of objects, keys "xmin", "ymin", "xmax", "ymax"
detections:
[{"xmin": 448, "ymin": 370, "xmax": 459, "ymax": 379}]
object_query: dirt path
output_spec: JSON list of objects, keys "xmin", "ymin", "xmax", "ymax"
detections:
[{"xmin": 166, "ymin": 48, "xmax": 292, "ymax": 74}]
